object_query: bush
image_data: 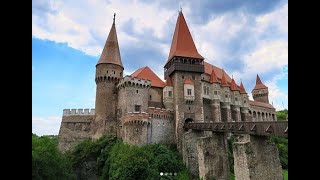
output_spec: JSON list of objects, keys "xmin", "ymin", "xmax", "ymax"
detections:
[{"xmin": 270, "ymin": 136, "xmax": 288, "ymax": 169}]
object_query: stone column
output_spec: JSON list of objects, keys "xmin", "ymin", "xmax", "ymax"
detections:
[
  {"xmin": 231, "ymin": 105, "xmax": 241, "ymax": 122},
  {"xmin": 197, "ymin": 133, "xmax": 230, "ymax": 180},
  {"xmin": 233, "ymin": 135, "xmax": 283, "ymax": 180},
  {"xmin": 221, "ymin": 102, "xmax": 231, "ymax": 122},
  {"xmin": 240, "ymin": 107, "xmax": 249, "ymax": 121},
  {"xmin": 211, "ymin": 99, "xmax": 221, "ymax": 122}
]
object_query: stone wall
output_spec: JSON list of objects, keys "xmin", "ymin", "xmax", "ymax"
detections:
[
  {"xmin": 123, "ymin": 122, "xmax": 149, "ymax": 145},
  {"xmin": 150, "ymin": 118, "xmax": 175, "ymax": 144},
  {"xmin": 233, "ymin": 135, "xmax": 283, "ymax": 180},
  {"xmin": 197, "ymin": 134, "xmax": 230, "ymax": 180},
  {"xmin": 58, "ymin": 115, "xmax": 93, "ymax": 151},
  {"xmin": 203, "ymin": 99, "xmax": 212, "ymax": 122}
]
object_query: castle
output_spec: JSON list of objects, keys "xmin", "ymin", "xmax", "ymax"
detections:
[{"xmin": 58, "ymin": 12, "xmax": 277, "ymax": 152}]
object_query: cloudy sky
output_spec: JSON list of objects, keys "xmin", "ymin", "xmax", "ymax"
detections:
[{"xmin": 32, "ymin": 0, "xmax": 288, "ymax": 135}]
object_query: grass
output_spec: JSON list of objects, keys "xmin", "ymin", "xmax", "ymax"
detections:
[{"xmin": 283, "ymin": 169, "xmax": 288, "ymax": 180}]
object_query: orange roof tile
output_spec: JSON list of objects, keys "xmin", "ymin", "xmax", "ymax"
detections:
[
  {"xmin": 249, "ymin": 100, "xmax": 274, "ymax": 109},
  {"xmin": 165, "ymin": 76, "xmax": 173, "ymax": 86},
  {"xmin": 221, "ymin": 71, "xmax": 230, "ymax": 87},
  {"xmin": 230, "ymin": 78, "xmax": 240, "ymax": 91},
  {"xmin": 204, "ymin": 61, "xmax": 232, "ymax": 83},
  {"xmin": 239, "ymin": 81, "xmax": 247, "ymax": 94},
  {"xmin": 97, "ymin": 19, "xmax": 123, "ymax": 67},
  {"xmin": 166, "ymin": 11, "xmax": 203, "ymax": 63},
  {"xmin": 253, "ymin": 74, "xmax": 268, "ymax": 90},
  {"xmin": 184, "ymin": 79, "xmax": 193, "ymax": 84},
  {"xmin": 210, "ymin": 68, "xmax": 218, "ymax": 83},
  {"xmin": 131, "ymin": 66, "xmax": 165, "ymax": 88}
]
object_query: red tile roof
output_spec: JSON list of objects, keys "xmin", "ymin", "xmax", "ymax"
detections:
[
  {"xmin": 253, "ymin": 74, "xmax": 268, "ymax": 90},
  {"xmin": 165, "ymin": 76, "xmax": 173, "ymax": 86},
  {"xmin": 221, "ymin": 71, "xmax": 230, "ymax": 87},
  {"xmin": 184, "ymin": 79, "xmax": 193, "ymax": 84},
  {"xmin": 97, "ymin": 21, "xmax": 123, "ymax": 67},
  {"xmin": 230, "ymin": 78, "xmax": 240, "ymax": 91},
  {"xmin": 204, "ymin": 61, "xmax": 232, "ymax": 83},
  {"xmin": 166, "ymin": 11, "xmax": 203, "ymax": 63},
  {"xmin": 130, "ymin": 66, "xmax": 165, "ymax": 87},
  {"xmin": 249, "ymin": 100, "xmax": 274, "ymax": 109},
  {"xmin": 210, "ymin": 68, "xmax": 218, "ymax": 83},
  {"xmin": 239, "ymin": 81, "xmax": 247, "ymax": 94}
]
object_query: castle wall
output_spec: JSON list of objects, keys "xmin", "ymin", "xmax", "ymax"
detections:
[
  {"xmin": 58, "ymin": 109, "xmax": 94, "ymax": 151},
  {"xmin": 124, "ymin": 123, "xmax": 148, "ymax": 145},
  {"xmin": 148, "ymin": 87, "xmax": 163, "ymax": 103},
  {"xmin": 233, "ymin": 135, "xmax": 283, "ymax": 180},
  {"xmin": 249, "ymin": 105, "xmax": 276, "ymax": 121}
]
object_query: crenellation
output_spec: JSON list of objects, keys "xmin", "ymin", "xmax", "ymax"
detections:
[{"xmin": 62, "ymin": 108, "xmax": 95, "ymax": 116}]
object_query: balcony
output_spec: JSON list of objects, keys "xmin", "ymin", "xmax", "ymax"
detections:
[
  {"xmin": 213, "ymin": 95, "xmax": 221, "ymax": 100},
  {"xmin": 185, "ymin": 96, "xmax": 195, "ymax": 101}
]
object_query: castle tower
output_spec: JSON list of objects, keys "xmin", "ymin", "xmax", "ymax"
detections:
[
  {"xmin": 163, "ymin": 11, "xmax": 205, "ymax": 152},
  {"xmin": 92, "ymin": 14, "xmax": 124, "ymax": 139},
  {"xmin": 230, "ymin": 78, "xmax": 241, "ymax": 121},
  {"xmin": 239, "ymin": 81, "xmax": 250, "ymax": 121},
  {"xmin": 220, "ymin": 71, "xmax": 232, "ymax": 122},
  {"xmin": 252, "ymin": 74, "xmax": 269, "ymax": 103},
  {"xmin": 210, "ymin": 69, "xmax": 221, "ymax": 122}
]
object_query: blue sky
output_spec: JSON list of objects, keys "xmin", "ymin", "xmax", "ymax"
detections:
[{"xmin": 32, "ymin": 0, "xmax": 288, "ymax": 135}]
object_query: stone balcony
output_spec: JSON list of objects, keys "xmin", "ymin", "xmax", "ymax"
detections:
[{"xmin": 184, "ymin": 96, "xmax": 195, "ymax": 101}]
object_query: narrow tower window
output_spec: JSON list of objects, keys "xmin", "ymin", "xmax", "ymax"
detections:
[
  {"xmin": 187, "ymin": 89, "xmax": 192, "ymax": 95},
  {"xmin": 136, "ymin": 90, "xmax": 139, "ymax": 93},
  {"xmin": 135, "ymin": 105, "xmax": 141, "ymax": 112}
]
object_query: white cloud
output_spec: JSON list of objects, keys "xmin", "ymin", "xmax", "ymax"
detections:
[{"xmin": 32, "ymin": 116, "xmax": 61, "ymax": 136}]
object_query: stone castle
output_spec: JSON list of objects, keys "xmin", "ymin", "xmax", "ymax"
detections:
[{"xmin": 58, "ymin": 12, "xmax": 277, "ymax": 152}]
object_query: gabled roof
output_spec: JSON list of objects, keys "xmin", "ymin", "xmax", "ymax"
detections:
[
  {"xmin": 210, "ymin": 68, "xmax": 218, "ymax": 83},
  {"xmin": 166, "ymin": 11, "xmax": 203, "ymax": 63},
  {"xmin": 249, "ymin": 100, "xmax": 274, "ymax": 109},
  {"xmin": 165, "ymin": 76, "xmax": 173, "ymax": 86},
  {"xmin": 239, "ymin": 81, "xmax": 247, "ymax": 94},
  {"xmin": 230, "ymin": 78, "xmax": 240, "ymax": 91},
  {"xmin": 204, "ymin": 61, "xmax": 232, "ymax": 83},
  {"xmin": 97, "ymin": 18, "xmax": 123, "ymax": 67},
  {"xmin": 130, "ymin": 66, "xmax": 165, "ymax": 88},
  {"xmin": 184, "ymin": 79, "xmax": 193, "ymax": 84},
  {"xmin": 252, "ymin": 74, "xmax": 268, "ymax": 91}
]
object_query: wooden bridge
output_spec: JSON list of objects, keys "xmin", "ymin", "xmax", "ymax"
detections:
[{"xmin": 184, "ymin": 121, "xmax": 288, "ymax": 137}]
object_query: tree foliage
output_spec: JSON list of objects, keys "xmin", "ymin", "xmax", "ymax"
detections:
[
  {"xmin": 270, "ymin": 136, "xmax": 288, "ymax": 169},
  {"xmin": 32, "ymin": 134, "xmax": 75, "ymax": 180},
  {"xmin": 276, "ymin": 109, "xmax": 288, "ymax": 121}
]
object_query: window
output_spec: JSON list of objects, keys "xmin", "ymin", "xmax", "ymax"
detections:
[
  {"xmin": 182, "ymin": 75, "xmax": 184, "ymax": 79},
  {"xmin": 168, "ymin": 91, "xmax": 172, "ymax": 97},
  {"xmin": 114, "ymin": 71, "xmax": 115, "ymax": 74},
  {"xmin": 187, "ymin": 89, "xmax": 192, "ymax": 95},
  {"xmin": 192, "ymin": 76, "xmax": 195, "ymax": 80},
  {"xmin": 206, "ymin": 87, "xmax": 209, "ymax": 95},
  {"xmin": 203, "ymin": 86, "xmax": 206, "ymax": 94},
  {"xmin": 149, "ymin": 95, "xmax": 152, "ymax": 100},
  {"xmin": 135, "ymin": 105, "xmax": 141, "ymax": 112},
  {"xmin": 225, "ymin": 94, "xmax": 228, "ymax": 98},
  {"xmin": 235, "ymin": 97, "xmax": 238, "ymax": 101},
  {"xmin": 214, "ymin": 91, "xmax": 218, "ymax": 95},
  {"xmin": 244, "ymin": 100, "xmax": 246, "ymax": 103},
  {"xmin": 136, "ymin": 90, "xmax": 139, "ymax": 93}
]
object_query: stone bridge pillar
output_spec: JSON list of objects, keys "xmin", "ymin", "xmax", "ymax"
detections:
[
  {"xmin": 240, "ymin": 107, "xmax": 250, "ymax": 121},
  {"xmin": 231, "ymin": 105, "xmax": 241, "ymax": 122},
  {"xmin": 221, "ymin": 102, "xmax": 231, "ymax": 122},
  {"xmin": 197, "ymin": 133, "xmax": 230, "ymax": 180},
  {"xmin": 233, "ymin": 135, "xmax": 283, "ymax": 180}
]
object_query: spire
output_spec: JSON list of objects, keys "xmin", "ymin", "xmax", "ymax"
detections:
[
  {"xmin": 221, "ymin": 70, "xmax": 230, "ymax": 87},
  {"xmin": 165, "ymin": 76, "xmax": 173, "ymax": 86},
  {"xmin": 166, "ymin": 11, "xmax": 203, "ymax": 62},
  {"xmin": 239, "ymin": 81, "xmax": 247, "ymax": 94},
  {"xmin": 210, "ymin": 68, "xmax": 218, "ymax": 83},
  {"xmin": 230, "ymin": 78, "xmax": 240, "ymax": 91},
  {"xmin": 96, "ymin": 14, "xmax": 123, "ymax": 67},
  {"xmin": 113, "ymin": 13, "xmax": 116, "ymax": 24},
  {"xmin": 253, "ymin": 74, "xmax": 267, "ymax": 90}
]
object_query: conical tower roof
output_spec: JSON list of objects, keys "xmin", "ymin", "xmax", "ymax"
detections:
[
  {"xmin": 230, "ymin": 78, "xmax": 240, "ymax": 91},
  {"xmin": 210, "ymin": 68, "xmax": 218, "ymax": 83},
  {"xmin": 166, "ymin": 11, "xmax": 203, "ymax": 63},
  {"xmin": 97, "ymin": 14, "xmax": 123, "ymax": 68},
  {"xmin": 252, "ymin": 74, "xmax": 267, "ymax": 90},
  {"xmin": 239, "ymin": 81, "xmax": 247, "ymax": 94},
  {"xmin": 221, "ymin": 70, "xmax": 230, "ymax": 87}
]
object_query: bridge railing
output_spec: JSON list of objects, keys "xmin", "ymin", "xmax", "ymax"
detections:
[{"xmin": 183, "ymin": 121, "xmax": 288, "ymax": 137}]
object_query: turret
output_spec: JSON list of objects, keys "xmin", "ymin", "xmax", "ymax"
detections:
[
  {"xmin": 93, "ymin": 14, "xmax": 124, "ymax": 139},
  {"xmin": 220, "ymin": 70, "xmax": 231, "ymax": 122},
  {"xmin": 230, "ymin": 78, "xmax": 241, "ymax": 121},
  {"xmin": 163, "ymin": 76, "xmax": 173, "ymax": 110},
  {"xmin": 239, "ymin": 81, "xmax": 250, "ymax": 121},
  {"xmin": 252, "ymin": 74, "xmax": 269, "ymax": 103},
  {"xmin": 210, "ymin": 69, "xmax": 221, "ymax": 122}
]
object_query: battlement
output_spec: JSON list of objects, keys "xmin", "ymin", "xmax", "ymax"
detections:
[
  {"xmin": 117, "ymin": 76, "xmax": 151, "ymax": 89},
  {"xmin": 147, "ymin": 107, "xmax": 173, "ymax": 120},
  {"xmin": 63, "ymin": 108, "xmax": 95, "ymax": 116},
  {"xmin": 121, "ymin": 112, "xmax": 151, "ymax": 125}
]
